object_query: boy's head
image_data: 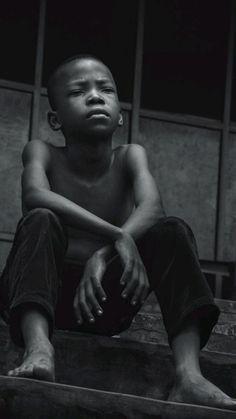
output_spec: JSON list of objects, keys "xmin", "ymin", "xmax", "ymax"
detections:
[{"xmin": 47, "ymin": 54, "xmax": 123, "ymax": 138}]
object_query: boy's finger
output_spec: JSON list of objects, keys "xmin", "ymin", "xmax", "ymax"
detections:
[
  {"xmin": 73, "ymin": 292, "xmax": 83, "ymax": 324},
  {"xmin": 86, "ymin": 282, "xmax": 104, "ymax": 316},
  {"xmin": 79, "ymin": 288, "xmax": 95, "ymax": 323},
  {"xmin": 121, "ymin": 265, "xmax": 139, "ymax": 298},
  {"xmin": 120, "ymin": 262, "xmax": 133, "ymax": 286},
  {"xmin": 76, "ymin": 307, "xmax": 83, "ymax": 325},
  {"xmin": 91, "ymin": 276, "xmax": 107, "ymax": 302},
  {"xmin": 131, "ymin": 282, "xmax": 145, "ymax": 306},
  {"xmin": 132, "ymin": 270, "xmax": 149, "ymax": 304},
  {"xmin": 140, "ymin": 278, "xmax": 150, "ymax": 304}
]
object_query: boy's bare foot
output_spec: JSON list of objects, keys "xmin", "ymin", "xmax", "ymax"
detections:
[
  {"xmin": 168, "ymin": 374, "xmax": 236, "ymax": 410},
  {"xmin": 7, "ymin": 339, "xmax": 55, "ymax": 382}
]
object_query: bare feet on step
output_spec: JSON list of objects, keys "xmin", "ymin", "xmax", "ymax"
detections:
[
  {"xmin": 168, "ymin": 374, "xmax": 236, "ymax": 411},
  {"xmin": 7, "ymin": 339, "xmax": 55, "ymax": 382}
]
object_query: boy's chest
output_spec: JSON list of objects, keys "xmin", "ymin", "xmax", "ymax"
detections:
[{"xmin": 48, "ymin": 160, "xmax": 132, "ymax": 222}]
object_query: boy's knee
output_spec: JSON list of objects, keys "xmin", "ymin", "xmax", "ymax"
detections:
[
  {"xmin": 23, "ymin": 208, "xmax": 66, "ymax": 235},
  {"xmin": 164, "ymin": 216, "xmax": 191, "ymax": 232},
  {"xmin": 142, "ymin": 216, "xmax": 193, "ymax": 245},
  {"xmin": 149, "ymin": 216, "xmax": 195, "ymax": 244},
  {"xmin": 25, "ymin": 208, "xmax": 59, "ymax": 223},
  {"xmin": 162, "ymin": 216, "xmax": 196, "ymax": 248}
]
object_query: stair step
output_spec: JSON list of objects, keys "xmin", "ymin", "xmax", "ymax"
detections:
[
  {"xmin": 0, "ymin": 376, "xmax": 235, "ymax": 419},
  {"xmin": 121, "ymin": 297, "xmax": 236, "ymax": 353},
  {"xmin": 0, "ymin": 326, "xmax": 236, "ymax": 401},
  {"xmin": 49, "ymin": 332, "xmax": 236, "ymax": 399},
  {"xmin": 0, "ymin": 298, "xmax": 235, "ymax": 418}
]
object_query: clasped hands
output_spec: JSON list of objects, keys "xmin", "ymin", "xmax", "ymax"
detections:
[{"xmin": 73, "ymin": 232, "xmax": 150, "ymax": 325}]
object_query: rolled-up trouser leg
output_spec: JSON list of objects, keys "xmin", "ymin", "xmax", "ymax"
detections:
[
  {"xmin": 0, "ymin": 208, "xmax": 68, "ymax": 346},
  {"xmin": 138, "ymin": 216, "xmax": 220, "ymax": 348}
]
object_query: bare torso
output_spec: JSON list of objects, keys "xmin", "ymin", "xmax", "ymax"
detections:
[{"xmin": 48, "ymin": 144, "xmax": 134, "ymax": 264}]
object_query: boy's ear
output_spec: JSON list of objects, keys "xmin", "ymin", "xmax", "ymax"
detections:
[
  {"xmin": 47, "ymin": 111, "xmax": 62, "ymax": 131},
  {"xmin": 118, "ymin": 113, "xmax": 123, "ymax": 126}
]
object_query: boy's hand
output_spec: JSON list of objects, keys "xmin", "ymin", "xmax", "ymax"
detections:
[
  {"xmin": 73, "ymin": 252, "xmax": 107, "ymax": 324},
  {"xmin": 115, "ymin": 232, "xmax": 149, "ymax": 306}
]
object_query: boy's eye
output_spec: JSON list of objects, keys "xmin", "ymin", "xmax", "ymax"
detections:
[
  {"xmin": 69, "ymin": 90, "xmax": 83, "ymax": 96},
  {"xmin": 103, "ymin": 87, "xmax": 115, "ymax": 93}
]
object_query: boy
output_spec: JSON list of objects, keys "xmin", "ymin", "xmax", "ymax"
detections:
[{"xmin": 1, "ymin": 54, "xmax": 235, "ymax": 410}]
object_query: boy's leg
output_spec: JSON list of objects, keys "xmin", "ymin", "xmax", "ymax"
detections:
[
  {"xmin": 8, "ymin": 307, "xmax": 55, "ymax": 381},
  {"xmin": 138, "ymin": 216, "xmax": 236, "ymax": 409},
  {"xmin": 169, "ymin": 318, "xmax": 236, "ymax": 409},
  {"xmin": 72, "ymin": 216, "xmax": 236, "ymax": 409},
  {"xmin": 1, "ymin": 208, "xmax": 68, "ymax": 381}
]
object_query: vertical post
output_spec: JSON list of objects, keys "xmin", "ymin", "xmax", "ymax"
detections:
[
  {"xmin": 129, "ymin": 0, "xmax": 145, "ymax": 143},
  {"xmin": 215, "ymin": 0, "xmax": 235, "ymax": 264},
  {"xmin": 29, "ymin": 0, "xmax": 46, "ymax": 141}
]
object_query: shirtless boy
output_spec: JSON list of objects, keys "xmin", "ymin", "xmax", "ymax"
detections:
[{"xmin": 1, "ymin": 54, "xmax": 236, "ymax": 410}]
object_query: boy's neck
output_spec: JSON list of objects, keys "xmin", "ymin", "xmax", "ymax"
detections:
[{"xmin": 65, "ymin": 135, "xmax": 113, "ymax": 179}]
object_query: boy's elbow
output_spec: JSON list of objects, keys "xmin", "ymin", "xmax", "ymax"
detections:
[
  {"xmin": 23, "ymin": 188, "xmax": 45, "ymax": 211},
  {"xmin": 152, "ymin": 198, "xmax": 166, "ymax": 219}
]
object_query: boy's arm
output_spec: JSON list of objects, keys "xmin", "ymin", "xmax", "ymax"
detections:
[
  {"xmin": 122, "ymin": 143, "xmax": 165, "ymax": 239},
  {"xmin": 22, "ymin": 140, "xmax": 124, "ymax": 242},
  {"xmin": 98, "ymin": 144, "xmax": 165, "ymax": 259}
]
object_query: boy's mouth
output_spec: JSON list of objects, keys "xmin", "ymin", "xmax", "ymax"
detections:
[{"xmin": 86, "ymin": 109, "xmax": 110, "ymax": 119}]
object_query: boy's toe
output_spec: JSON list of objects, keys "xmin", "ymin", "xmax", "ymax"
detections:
[
  {"xmin": 7, "ymin": 370, "xmax": 14, "ymax": 376},
  {"xmin": 18, "ymin": 364, "xmax": 34, "ymax": 377},
  {"xmin": 8, "ymin": 367, "xmax": 20, "ymax": 377},
  {"xmin": 7, "ymin": 364, "xmax": 34, "ymax": 378}
]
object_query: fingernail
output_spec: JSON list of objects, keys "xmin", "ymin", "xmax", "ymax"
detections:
[
  {"xmin": 97, "ymin": 310, "xmax": 103, "ymax": 315},
  {"xmin": 122, "ymin": 293, "xmax": 127, "ymax": 298},
  {"xmin": 102, "ymin": 297, "xmax": 107, "ymax": 302},
  {"xmin": 89, "ymin": 317, "xmax": 95, "ymax": 323},
  {"xmin": 132, "ymin": 300, "xmax": 137, "ymax": 305}
]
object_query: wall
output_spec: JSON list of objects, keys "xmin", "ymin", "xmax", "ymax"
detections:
[
  {"xmin": 138, "ymin": 118, "xmax": 220, "ymax": 260},
  {"xmin": 0, "ymin": 89, "xmax": 30, "ymax": 232},
  {"xmin": 0, "ymin": 89, "xmax": 31, "ymax": 270},
  {"xmin": 224, "ymin": 133, "xmax": 236, "ymax": 260}
]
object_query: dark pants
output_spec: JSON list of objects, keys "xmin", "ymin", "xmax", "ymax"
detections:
[{"xmin": 0, "ymin": 208, "xmax": 220, "ymax": 348}]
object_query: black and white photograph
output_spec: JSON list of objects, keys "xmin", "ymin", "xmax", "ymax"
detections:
[{"xmin": 0, "ymin": 1, "xmax": 236, "ymax": 418}]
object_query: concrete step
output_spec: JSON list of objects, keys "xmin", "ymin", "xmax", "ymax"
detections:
[
  {"xmin": 121, "ymin": 297, "xmax": 236, "ymax": 353},
  {"xmin": 0, "ymin": 297, "xmax": 235, "ymax": 418},
  {"xmin": 0, "ymin": 376, "xmax": 236, "ymax": 419},
  {"xmin": 0, "ymin": 325, "xmax": 236, "ymax": 404}
]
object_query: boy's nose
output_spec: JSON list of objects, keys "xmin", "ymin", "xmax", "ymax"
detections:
[{"xmin": 87, "ymin": 91, "xmax": 105, "ymax": 105}]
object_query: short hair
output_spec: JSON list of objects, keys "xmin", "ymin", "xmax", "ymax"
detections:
[{"xmin": 47, "ymin": 54, "xmax": 110, "ymax": 110}]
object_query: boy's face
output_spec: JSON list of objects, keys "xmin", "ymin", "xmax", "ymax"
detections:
[{"xmin": 50, "ymin": 58, "xmax": 122, "ymax": 138}]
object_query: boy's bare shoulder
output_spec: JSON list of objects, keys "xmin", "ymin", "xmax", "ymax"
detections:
[
  {"xmin": 113, "ymin": 143, "xmax": 146, "ymax": 158},
  {"xmin": 113, "ymin": 143, "xmax": 147, "ymax": 169},
  {"xmin": 22, "ymin": 139, "xmax": 49, "ymax": 161},
  {"xmin": 22, "ymin": 139, "xmax": 64, "ymax": 168}
]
